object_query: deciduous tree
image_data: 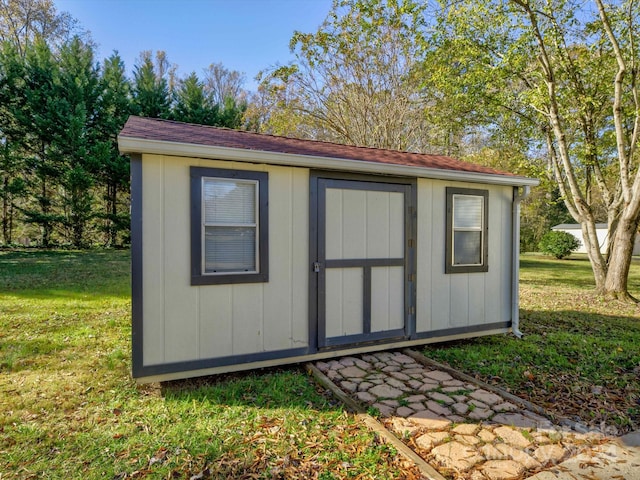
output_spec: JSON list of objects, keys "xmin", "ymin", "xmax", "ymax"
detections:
[
  {"xmin": 204, "ymin": 62, "xmax": 246, "ymax": 106},
  {"xmin": 0, "ymin": 0, "xmax": 81, "ymax": 56},
  {"xmin": 429, "ymin": 0, "xmax": 640, "ymax": 300},
  {"xmin": 256, "ymin": 0, "xmax": 433, "ymax": 151}
]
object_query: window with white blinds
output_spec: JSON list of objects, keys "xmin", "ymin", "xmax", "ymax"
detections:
[
  {"xmin": 191, "ymin": 167, "xmax": 269, "ymax": 285},
  {"xmin": 446, "ymin": 187, "xmax": 488, "ymax": 273},
  {"xmin": 203, "ymin": 178, "xmax": 258, "ymax": 274},
  {"xmin": 452, "ymin": 194, "xmax": 483, "ymax": 266}
]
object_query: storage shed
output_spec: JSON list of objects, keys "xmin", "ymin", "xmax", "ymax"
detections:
[{"xmin": 118, "ymin": 116, "xmax": 539, "ymax": 383}]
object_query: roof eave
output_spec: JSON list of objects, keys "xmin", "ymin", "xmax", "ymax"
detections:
[{"xmin": 118, "ymin": 135, "xmax": 540, "ymax": 188}]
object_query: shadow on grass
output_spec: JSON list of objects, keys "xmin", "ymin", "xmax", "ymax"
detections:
[
  {"xmin": 520, "ymin": 253, "xmax": 640, "ymax": 290},
  {"xmin": 429, "ymin": 308, "xmax": 640, "ymax": 380},
  {"xmin": 0, "ymin": 249, "xmax": 130, "ymax": 297},
  {"xmin": 3, "ymin": 289, "xmax": 129, "ymax": 301},
  {"xmin": 425, "ymin": 307, "xmax": 640, "ymax": 431},
  {"xmin": 160, "ymin": 365, "xmax": 342, "ymax": 412},
  {"xmin": 520, "ymin": 255, "xmax": 596, "ymax": 288}
]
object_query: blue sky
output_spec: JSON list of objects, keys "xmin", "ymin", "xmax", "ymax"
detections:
[{"xmin": 55, "ymin": 0, "xmax": 333, "ymax": 91}]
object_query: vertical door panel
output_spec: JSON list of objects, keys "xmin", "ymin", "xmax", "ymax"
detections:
[
  {"xmin": 325, "ymin": 267, "xmax": 364, "ymax": 337},
  {"xmin": 365, "ymin": 191, "xmax": 390, "ymax": 258},
  {"xmin": 341, "ymin": 189, "xmax": 367, "ymax": 259},
  {"xmin": 388, "ymin": 192, "xmax": 405, "ymax": 257},
  {"xmin": 370, "ymin": 266, "xmax": 405, "ymax": 332},
  {"xmin": 324, "ymin": 188, "xmax": 343, "ymax": 260}
]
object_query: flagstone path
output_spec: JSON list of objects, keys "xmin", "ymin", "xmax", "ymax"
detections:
[{"xmin": 315, "ymin": 351, "xmax": 605, "ymax": 480}]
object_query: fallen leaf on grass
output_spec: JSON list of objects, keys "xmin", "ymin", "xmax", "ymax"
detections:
[
  {"xmin": 148, "ymin": 447, "xmax": 168, "ymax": 466},
  {"xmin": 189, "ymin": 468, "xmax": 210, "ymax": 480}
]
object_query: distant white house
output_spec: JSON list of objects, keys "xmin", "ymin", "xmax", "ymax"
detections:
[{"xmin": 551, "ymin": 223, "xmax": 640, "ymax": 255}]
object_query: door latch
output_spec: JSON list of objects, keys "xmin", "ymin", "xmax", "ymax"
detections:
[{"xmin": 313, "ymin": 262, "xmax": 321, "ymax": 273}]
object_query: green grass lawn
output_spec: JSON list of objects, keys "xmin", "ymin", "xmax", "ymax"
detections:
[
  {"xmin": 2, "ymin": 250, "xmax": 639, "ymax": 479},
  {"xmin": 425, "ymin": 253, "xmax": 640, "ymax": 434},
  {"xmin": 0, "ymin": 250, "xmax": 418, "ymax": 479}
]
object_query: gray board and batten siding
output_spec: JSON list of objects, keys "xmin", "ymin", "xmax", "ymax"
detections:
[{"xmin": 119, "ymin": 116, "xmax": 539, "ymax": 383}]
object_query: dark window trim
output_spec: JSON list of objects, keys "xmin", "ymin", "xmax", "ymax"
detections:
[
  {"xmin": 445, "ymin": 187, "xmax": 489, "ymax": 274},
  {"xmin": 190, "ymin": 166, "xmax": 269, "ymax": 285}
]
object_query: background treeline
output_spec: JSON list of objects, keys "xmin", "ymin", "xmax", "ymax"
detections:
[
  {"xmin": 0, "ymin": 0, "xmax": 575, "ymax": 250},
  {"xmin": 0, "ymin": 34, "xmax": 569, "ymax": 250},
  {"xmin": 0, "ymin": 37, "xmax": 248, "ymax": 247}
]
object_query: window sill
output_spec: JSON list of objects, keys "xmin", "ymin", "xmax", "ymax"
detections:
[{"xmin": 191, "ymin": 272, "xmax": 269, "ymax": 285}]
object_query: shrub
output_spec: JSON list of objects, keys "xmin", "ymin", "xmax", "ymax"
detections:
[{"xmin": 538, "ymin": 230, "xmax": 581, "ymax": 259}]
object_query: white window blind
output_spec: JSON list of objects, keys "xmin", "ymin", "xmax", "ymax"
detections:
[
  {"xmin": 454, "ymin": 195, "xmax": 482, "ymax": 229},
  {"xmin": 202, "ymin": 177, "xmax": 258, "ymax": 274},
  {"xmin": 203, "ymin": 180, "xmax": 256, "ymax": 224},
  {"xmin": 453, "ymin": 194, "xmax": 483, "ymax": 266}
]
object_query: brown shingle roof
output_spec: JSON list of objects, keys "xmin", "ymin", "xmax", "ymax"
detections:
[{"xmin": 119, "ymin": 116, "xmax": 515, "ymax": 177}]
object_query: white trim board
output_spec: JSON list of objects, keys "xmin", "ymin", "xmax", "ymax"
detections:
[{"xmin": 118, "ymin": 136, "xmax": 540, "ymax": 188}]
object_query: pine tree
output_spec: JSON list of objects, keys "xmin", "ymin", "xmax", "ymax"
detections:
[
  {"xmin": 53, "ymin": 37, "xmax": 101, "ymax": 246},
  {"xmin": 0, "ymin": 43, "xmax": 28, "ymax": 244},
  {"xmin": 18, "ymin": 39, "xmax": 65, "ymax": 246},
  {"xmin": 94, "ymin": 52, "xmax": 131, "ymax": 246},
  {"xmin": 171, "ymin": 72, "xmax": 219, "ymax": 125},
  {"xmin": 131, "ymin": 53, "xmax": 170, "ymax": 119}
]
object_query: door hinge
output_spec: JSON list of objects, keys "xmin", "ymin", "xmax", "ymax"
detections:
[
  {"xmin": 408, "ymin": 306, "xmax": 416, "ymax": 315},
  {"xmin": 408, "ymin": 273, "xmax": 416, "ymax": 282},
  {"xmin": 313, "ymin": 262, "xmax": 321, "ymax": 273}
]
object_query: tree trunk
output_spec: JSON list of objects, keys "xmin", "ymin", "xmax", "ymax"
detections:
[
  {"xmin": 604, "ymin": 215, "xmax": 640, "ymax": 301},
  {"xmin": 2, "ymin": 175, "xmax": 8, "ymax": 245},
  {"xmin": 7, "ymin": 197, "xmax": 13, "ymax": 245},
  {"xmin": 41, "ymin": 178, "xmax": 50, "ymax": 247},
  {"xmin": 72, "ymin": 215, "xmax": 83, "ymax": 248},
  {"xmin": 110, "ymin": 182, "xmax": 117, "ymax": 246},
  {"xmin": 581, "ymin": 221, "xmax": 608, "ymax": 290}
]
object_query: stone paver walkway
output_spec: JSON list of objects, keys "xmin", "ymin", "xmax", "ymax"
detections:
[
  {"xmin": 315, "ymin": 351, "xmax": 606, "ymax": 480},
  {"xmin": 527, "ymin": 431, "xmax": 640, "ymax": 480}
]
